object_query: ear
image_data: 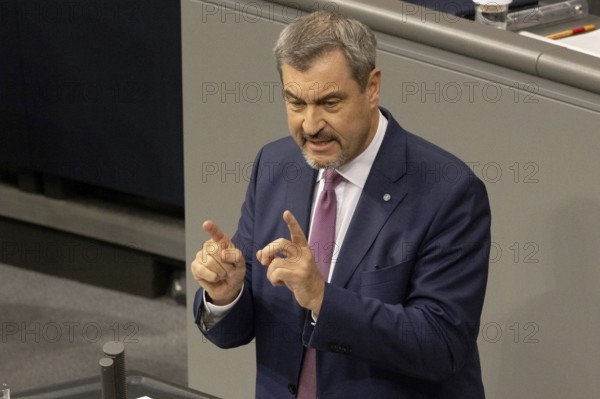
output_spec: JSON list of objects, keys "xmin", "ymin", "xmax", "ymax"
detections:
[{"xmin": 366, "ymin": 68, "xmax": 381, "ymax": 107}]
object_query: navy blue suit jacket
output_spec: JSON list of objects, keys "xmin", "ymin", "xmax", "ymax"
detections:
[{"xmin": 194, "ymin": 108, "xmax": 491, "ymax": 398}]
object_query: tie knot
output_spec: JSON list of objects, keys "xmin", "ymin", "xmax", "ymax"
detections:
[{"xmin": 323, "ymin": 169, "xmax": 342, "ymax": 190}]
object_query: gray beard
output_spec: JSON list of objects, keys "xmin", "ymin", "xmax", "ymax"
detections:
[{"xmin": 302, "ymin": 148, "xmax": 346, "ymax": 170}]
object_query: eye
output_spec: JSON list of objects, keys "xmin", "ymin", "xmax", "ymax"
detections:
[
  {"xmin": 286, "ymin": 96, "xmax": 301, "ymax": 105},
  {"xmin": 286, "ymin": 99, "xmax": 305, "ymax": 110},
  {"xmin": 321, "ymin": 99, "xmax": 341, "ymax": 110}
]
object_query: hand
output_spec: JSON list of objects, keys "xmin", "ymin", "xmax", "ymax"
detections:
[
  {"xmin": 191, "ymin": 221, "xmax": 246, "ymax": 306},
  {"xmin": 256, "ymin": 210, "xmax": 326, "ymax": 315}
]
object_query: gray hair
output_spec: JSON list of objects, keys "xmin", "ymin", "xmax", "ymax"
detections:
[{"xmin": 273, "ymin": 11, "xmax": 377, "ymax": 91}]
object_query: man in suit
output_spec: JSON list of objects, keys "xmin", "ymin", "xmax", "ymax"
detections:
[{"xmin": 191, "ymin": 11, "xmax": 491, "ymax": 398}]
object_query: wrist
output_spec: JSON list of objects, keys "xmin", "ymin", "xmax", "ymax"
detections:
[
  {"xmin": 308, "ymin": 280, "xmax": 325, "ymax": 316},
  {"xmin": 206, "ymin": 294, "xmax": 235, "ymax": 307},
  {"xmin": 206, "ymin": 287, "xmax": 242, "ymax": 306}
]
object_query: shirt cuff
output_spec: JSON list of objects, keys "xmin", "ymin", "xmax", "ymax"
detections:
[{"xmin": 201, "ymin": 284, "xmax": 244, "ymax": 330}]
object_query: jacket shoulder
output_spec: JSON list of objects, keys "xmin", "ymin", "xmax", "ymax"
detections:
[{"xmin": 259, "ymin": 136, "xmax": 301, "ymax": 163}]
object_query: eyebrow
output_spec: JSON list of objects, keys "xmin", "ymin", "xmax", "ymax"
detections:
[{"xmin": 284, "ymin": 89, "xmax": 347, "ymax": 104}]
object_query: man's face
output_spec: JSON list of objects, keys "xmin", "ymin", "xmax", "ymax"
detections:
[{"xmin": 281, "ymin": 50, "xmax": 381, "ymax": 169}]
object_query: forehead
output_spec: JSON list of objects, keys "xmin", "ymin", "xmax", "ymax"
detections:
[{"xmin": 281, "ymin": 50, "xmax": 356, "ymax": 99}]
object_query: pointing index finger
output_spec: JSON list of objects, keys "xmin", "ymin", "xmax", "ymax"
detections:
[
  {"xmin": 283, "ymin": 210, "xmax": 308, "ymax": 246},
  {"xmin": 202, "ymin": 220, "xmax": 231, "ymax": 247}
]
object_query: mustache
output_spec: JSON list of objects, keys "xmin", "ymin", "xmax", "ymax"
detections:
[{"xmin": 301, "ymin": 130, "xmax": 339, "ymax": 143}]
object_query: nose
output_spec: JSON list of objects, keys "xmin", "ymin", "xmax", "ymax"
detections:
[{"xmin": 302, "ymin": 106, "xmax": 326, "ymax": 136}]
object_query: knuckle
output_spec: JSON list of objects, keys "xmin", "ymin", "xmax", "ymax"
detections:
[
  {"xmin": 202, "ymin": 270, "xmax": 219, "ymax": 283},
  {"xmin": 197, "ymin": 250, "xmax": 211, "ymax": 264},
  {"xmin": 210, "ymin": 263, "xmax": 225, "ymax": 275},
  {"xmin": 223, "ymin": 252, "xmax": 234, "ymax": 263},
  {"xmin": 198, "ymin": 264, "xmax": 220, "ymax": 280},
  {"xmin": 191, "ymin": 263, "xmax": 201, "ymax": 277}
]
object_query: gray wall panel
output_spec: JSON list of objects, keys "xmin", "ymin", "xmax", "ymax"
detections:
[{"xmin": 182, "ymin": 1, "xmax": 285, "ymax": 396}]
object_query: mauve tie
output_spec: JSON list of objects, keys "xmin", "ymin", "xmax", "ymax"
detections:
[{"xmin": 297, "ymin": 168, "xmax": 342, "ymax": 399}]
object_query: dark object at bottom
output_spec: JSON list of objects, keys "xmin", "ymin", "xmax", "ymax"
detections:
[
  {"xmin": 12, "ymin": 372, "xmax": 221, "ymax": 399},
  {"xmin": 0, "ymin": 217, "xmax": 172, "ymax": 298},
  {"xmin": 102, "ymin": 342, "xmax": 126, "ymax": 399},
  {"xmin": 99, "ymin": 358, "xmax": 116, "ymax": 399}
]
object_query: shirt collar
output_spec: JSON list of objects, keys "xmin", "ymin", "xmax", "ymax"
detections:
[{"xmin": 317, "ymin": 109, "xmax": 388, "ymax": 189}]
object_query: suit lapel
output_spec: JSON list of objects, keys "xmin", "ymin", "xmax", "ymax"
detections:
[
  {"xmin": 284, "ymin": 153, "xmax": 317, "ymax": 327},
  {"xmin": 285, "ymin": 157, "xmax": 317, "ymax": 237},
  {"xmin": 331, "ymin": 109, "xmax": 409, "ymax": 288}
]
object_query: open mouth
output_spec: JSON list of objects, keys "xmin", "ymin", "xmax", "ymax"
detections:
[{"xmin": 306, "ymin": 139, "xmax": 336, "ymax": 151}]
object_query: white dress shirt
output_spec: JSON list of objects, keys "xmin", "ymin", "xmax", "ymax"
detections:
[{"xmin": 202, "ymin": 110, "xmax": 388, "ymax": 328}]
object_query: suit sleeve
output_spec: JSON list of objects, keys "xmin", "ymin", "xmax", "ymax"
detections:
[
  {"xmin": 192, "ymin": 148, "xmax": 265, "ymax": 348},
  {"xmin": 304, "ymin": 175, "xmax": 491, "ymax": 382}
]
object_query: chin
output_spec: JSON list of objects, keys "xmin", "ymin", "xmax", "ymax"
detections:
[{"xmin": 302, "ymin": 150, "xmax": 346, "ymax": 170}]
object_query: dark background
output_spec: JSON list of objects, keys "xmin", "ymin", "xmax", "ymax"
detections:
[{"xmin": 0, "ymin": 0, "xmax": 183, "ymax": 208}]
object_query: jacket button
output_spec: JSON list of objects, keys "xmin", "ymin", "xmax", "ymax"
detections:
[{"xmin": 288, "ymin": 384, "xmax": 297, "ymax": 395}]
